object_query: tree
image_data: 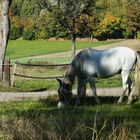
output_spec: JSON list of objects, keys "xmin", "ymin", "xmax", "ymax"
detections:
[
  {"xmin": 10, "ymin": 0, "xmax": 23, "ymax": 16},
  {"xmin": 20, "ymin": 0, "xmax": 40, "ymax": 19},
  {"xmin": 56, "ymin": 0, "xmax": 95, "ymax": 58},
  {"xmin": 95, "ymin": 0, "xmax": 140, "ymax": 39},
  {"xmin": 94, "ymin": 13, "xmax": 122, "ymax": 40},
  {"xmin": 124, "ymin": 0, "xmax": 140, "ymax": 38},
  {"xmin": 0, "ymin": 0, "xmax": 12, "ymax": 81},
  {"xmin": 37, "ymin": 0, "xmax": 95, "ymax": 58}
]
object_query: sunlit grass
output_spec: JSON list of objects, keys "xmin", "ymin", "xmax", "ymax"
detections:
[
  {"xmin": 0, "ymin": 66, "xmax": 133, "ymax": 92},
  {"xmin": 6, "ymin": 40, "xmax": 120, "ymax": 60}
]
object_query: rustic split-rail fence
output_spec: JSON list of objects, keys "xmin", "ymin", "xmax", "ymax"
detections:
[{"xmin": 2, "ymin": 59, "xmax": 70, "ymax": 87}]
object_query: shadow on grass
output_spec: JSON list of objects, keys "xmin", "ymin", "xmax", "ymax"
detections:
[
  {"xmin": 41, "ymin": 95, "xmax": 137, "ymax": 106},
  {"xmin": 30, "ymin": 87, "xmax": 48, "ymax": 92},
  {"xmin": 1, "ymin": 96, "xmax": 140, "ymax": 139}
]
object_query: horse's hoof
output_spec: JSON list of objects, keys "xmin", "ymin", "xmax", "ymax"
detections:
[
  {"xmin": 75, "ymin": 102, "xmax": 81, "ymax": 106},
  {"xmin": 127, "ymin": 101, "xmax": 132, "ymax": 105},
  {"xmin": 76, "ymin": 98, "xmax": 81, "ymax": 106},
  {"xmin": 117, "ymin": 100, "xmax": 122, "ymax": 105},
  {"xmin": 58, "ymin": 101, "xmax": 65, "ymax": 109},
  {"xmin": 96, "ymin": 101, "xmax": 100, "ymax": 104},
  {"xmin": 95, "ymin": 98, "xmax": 100, "ymax": 104}
]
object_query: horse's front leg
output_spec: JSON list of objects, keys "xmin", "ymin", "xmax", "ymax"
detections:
[
  {"xmin": 89, "ymin": 77, "xmax": 100, "ymax": 104},
  {"xmin": 76, "ymin": 78, "xmax": 86, "ymax": 105}
]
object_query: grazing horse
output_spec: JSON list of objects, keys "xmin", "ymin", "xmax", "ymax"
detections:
[{"xmin": 57, "ymin": 47, "xmax": 138, "ymax": 108}]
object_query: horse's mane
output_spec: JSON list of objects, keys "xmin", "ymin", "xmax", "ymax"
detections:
[
  {"xmin": 64, "ymin": 49, "xmax": 91, "ymax": 85},
  {"xmin": 64, "ymin": 65, "xmax": 76, "ymax": 85}
]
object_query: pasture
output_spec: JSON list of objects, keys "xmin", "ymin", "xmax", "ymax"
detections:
[
  {"xmin": 0, "ymin": 97, "xmax": 140, "ymax": 139},
  {"xmin": 0, "ymin": 39, "xmax": 140, "ymax": 139},
  {"xmin": 2, "ymin": 39, "xmax": 121, "ymax": 92},
  {"xmin": 6, "ymin": 40, "xmax": 120, "ymax": 60}
]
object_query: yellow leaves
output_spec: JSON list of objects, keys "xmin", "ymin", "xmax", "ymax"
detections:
[
  {"xmin": 99, "ymin": 13, "xmax": 120, "ymax": 29},
  {"xmin": 105, "ymin": 13, "xmax": 116, "ymax": 22},
  {"xmin": 9, "ymin": 10, "xmax": 20, "ymax": 25},
  {"xmin": 80, "ymin": 14, "xmax": 94, "ymax": 29},
  {"xmin": 94, "ymin": 12, "xmax": 122, "ymax": 39},
  {"xmin": 80, "ymin": 14, "xmax": 89, "ymax": 20},
  {"xmin": 22, "ymin": 18, "xmax": 34, "ymax": 27}
]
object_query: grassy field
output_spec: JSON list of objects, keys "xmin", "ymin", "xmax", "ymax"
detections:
[
  {"xmin": 6, "ymin": 40, "xmax": 120, "ymax": 60},
  {"xmin": 1, "ymin": 40, "xmax": 140, "ymax": 139},
  {"xmin": 1, "ymin": 64, "xmax": 124, "ymax": 92},
  {"xmin": 0, "ymin": 97, "xmax": 140, "ymax": 139},
  {"xmin": 7, "ymin": 61, "xmax": 134, "ymax": 92},
  {"xmin": 0, "ymin": 39, "xmax": 122, "ymax": 92}
]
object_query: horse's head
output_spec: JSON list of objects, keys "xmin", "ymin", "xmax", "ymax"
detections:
[{"xmin": 57, "ymin": 78, "xmax": 72, "ymax": 108}]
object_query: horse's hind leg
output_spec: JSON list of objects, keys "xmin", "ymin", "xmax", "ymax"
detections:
[
  {"xmin": 118, "ymin": 71, "xmax": 129, "ymax": 104},
  {"xmin": 127, "ymin": 77, "xmax": 133, "ymax": 104},
  {"xmin": 89, "ymin": 77, "xmax": 100, "ymax": 104},
  {"xmin": 76, "ymin": 78, "xmax": 86, "ymax": 105}
]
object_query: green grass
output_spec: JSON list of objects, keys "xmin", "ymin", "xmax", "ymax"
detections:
[
  {"xmin": 13, "ymin": 75, "xmax": 122, "ymax": 92},
  {"xmin": 9, "ymin": 64, "xmax": 133, "ymax": 92},
  {"xmin": 1, "ymin": 39, "xmax": 139, "ymax": 139},
  {"xmin": 0, "ymin": 97, "xmax": 140, "ymax": 139},
  {"xmin": 0, "ymin": 39, "xmax": 123, "ymax": 92},
  {"xmin": 4, "ymin": 39, "xmax": 122, "ymax": 92},
  {"xmin": 1, "ymin": 64, "xmax": 131, "ymax": 92},
  {"xmin": 6, "ymin": 40, "xmax": 120, "ymax": 60},
  {"xmin": 15, "ymin": 57, "xmax": 72, "ymax": 64}
]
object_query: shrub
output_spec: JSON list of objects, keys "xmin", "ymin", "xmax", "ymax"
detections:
[
  {"xmin": 136, "ymin": 31, "xmax": 140, "ymax": 39},
  {"xmin": 10, "ymin": 25, "xmax": 23, "ymax": 40},
  {"xmin": 94, "ymin": 13, "xmax": 122, "ymax": 40},
  {"xmin": 22, "ymin": 26, "xmax": 36, "ymax": 40}
]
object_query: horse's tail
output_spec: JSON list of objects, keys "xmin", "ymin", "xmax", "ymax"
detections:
[{"xmin": 135, "ymin": 52, "xmax": 140, "ymax": 96}]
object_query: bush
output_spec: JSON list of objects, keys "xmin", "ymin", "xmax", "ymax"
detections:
[
  {"xmin": 94, "ymin": 13, "xmax": 122, "ymax": 40},
  {"xmin": 10, "ymin": 25, "xmax": 23, "ymax": 40},
  {"xmin": 22, "ymin": 26, "xmax": 36, "ymax": 40},
  {"xmin": 136, "ymin": 31, "xmax": 140, "ymax": 39}
]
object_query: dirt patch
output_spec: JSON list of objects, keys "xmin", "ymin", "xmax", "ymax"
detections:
[
  {"xmin": 98, "ymin": 39, "xmax": 140, "ymax": 51},
  {"xmin": 0, "ymin": 87, "xmax": 138, "ymax": 102}
]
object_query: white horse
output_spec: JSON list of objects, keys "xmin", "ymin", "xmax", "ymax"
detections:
[{"xmin": 57, "ymin": 47, "xmax": 138, "ymax": 108}]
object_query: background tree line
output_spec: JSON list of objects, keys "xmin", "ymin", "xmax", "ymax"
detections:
[{"xmin": 9, "ymin": 0, "xmax": 140, "ymax": 41}]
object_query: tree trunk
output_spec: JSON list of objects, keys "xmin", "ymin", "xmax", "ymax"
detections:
[
  {"xmin": 0, "ymin": 0, "xmax": 12, "ymax": 81},
  {"xmin": 71, "ymin": 34, "xmax": 76, "ymax": 59}
]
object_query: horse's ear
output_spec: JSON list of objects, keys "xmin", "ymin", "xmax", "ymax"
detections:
[{"xmin": 57, "ymin": 78, "xmax": 62, "ymax": 86}]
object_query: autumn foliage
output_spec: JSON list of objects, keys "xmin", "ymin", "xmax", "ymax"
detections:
[{"xmin": 9, "ymin": 0, "xmax": 140, "ymax": 40}]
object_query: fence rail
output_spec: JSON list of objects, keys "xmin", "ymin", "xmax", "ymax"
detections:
[
  {"xmin": 11, "ymin": 61, "xmax": 70, "ymax": 87},
  {"xmin": 15, "ymin": 61, "xmax": 70, "ymax": 67},
  {"xmin": 14, "ymin": 73, "xmax": 65, "ymax": 79}
]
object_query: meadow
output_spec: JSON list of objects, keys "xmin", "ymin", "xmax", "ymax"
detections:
[
  {"xmin": 1, "ymin": 39, "xmax": 140, "ymax": 139},
  {"xmin": 6, "ymin": 40, "xmax": 120, "ymax": 60},
  {"xmin": 0, "ymin": 96, "xmax": 140, "ymax": 139},
  {"xmin": 2, "ymin": 39, "xmax": 122, "ymax": 92}
]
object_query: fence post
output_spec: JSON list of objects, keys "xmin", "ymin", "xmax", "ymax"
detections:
[
  {"xmin": 3, "ymin": 59, "xmax": 10, "ymax": 87},
  {"xmin": 11, "ymin": 62, "xmax": 17, "ymax": 87}
]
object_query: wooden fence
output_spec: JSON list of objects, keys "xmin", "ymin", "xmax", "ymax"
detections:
[
  {"xmin": 3, "ymin": 59, "xmax": 12, "ymax": 87},
  {"xmin": 11, "ymin": 61, "xmax": 70, "ymax": 87}
]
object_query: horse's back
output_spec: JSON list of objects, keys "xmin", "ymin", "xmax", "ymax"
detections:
[
  {"xmin": 72, "ymin": 46, "xmax": 136, "ymax": 78},
  {"xmin": 109, "ymin": 47, "xmax": 136, "ymax": 70}
]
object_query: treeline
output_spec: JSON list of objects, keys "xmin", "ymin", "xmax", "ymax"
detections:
[{"xmin": 10, "ymin": 0, "xmax": 140, "ymax": 40}]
